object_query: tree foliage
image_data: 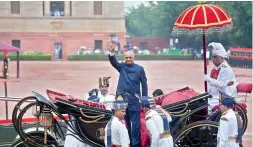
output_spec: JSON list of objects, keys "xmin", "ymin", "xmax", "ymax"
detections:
[{"xmin": 125, "ymin": 1, "xmax": 252, "ymax": 48}]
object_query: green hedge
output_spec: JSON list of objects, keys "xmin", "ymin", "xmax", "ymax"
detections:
[
  {"xmin": 0, "ymin": 52, "xmax": 51, "ymax": 61},
  {"xmin": 68, "ymin": 54, "xmax": 193, "ymax": 61}
]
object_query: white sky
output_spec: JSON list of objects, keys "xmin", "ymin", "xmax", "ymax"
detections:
[{"xmin": 124, "ymin": 1, "xmax": 152, "ymax": 11}]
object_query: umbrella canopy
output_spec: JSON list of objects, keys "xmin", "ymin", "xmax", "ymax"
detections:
[
  {"xmin": 172, "ymin": 3, "xmax": 233, "ymax": 36},
  {"xmin": 172, "ymin": 2, "xmax": 233, "ymax": 92},
  {"xmin": 0, "ymin": 41, "xmax": 20, "ymax": 52}
]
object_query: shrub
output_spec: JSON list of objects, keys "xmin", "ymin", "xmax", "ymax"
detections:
[{"xmin": 68, "ymin": 54, "xmax": 193, "ymax": 61}]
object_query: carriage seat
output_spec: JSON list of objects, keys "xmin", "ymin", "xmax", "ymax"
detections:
[
  {"xmin": 46, "ymin": 89, "xmax": 107, "ymax": 110},
  {"xmin": 212, "ymin": 102, "xmax": 247, "ymax": 112},
  {"xmin": 237, "ymin": 83, "xmax": 252, "ymax": 93},
  {"xmin": 236, "ymin": 83, "xmax": 252, "ymax": 102}
]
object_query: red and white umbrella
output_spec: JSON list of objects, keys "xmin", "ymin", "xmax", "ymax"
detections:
[{"xmin": 172, "ymin": 2, "xmax": 233, "ymax": 92}]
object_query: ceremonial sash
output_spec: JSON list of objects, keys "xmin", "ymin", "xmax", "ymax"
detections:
[
  {"xmin": 155, "ymin": 109, "xmax": 170, "ymax": 131},
  {"xmin": 106, "ymin": 117, "xmax": 113, "ymax": 147},
  {"xmin": 210, "ymin": 68, "xmax": 221, "ymax": 80}
]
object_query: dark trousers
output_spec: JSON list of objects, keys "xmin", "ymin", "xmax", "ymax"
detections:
[{"xmin": 125, "ymin": 108, "xmax": 140, "ymax": 147}]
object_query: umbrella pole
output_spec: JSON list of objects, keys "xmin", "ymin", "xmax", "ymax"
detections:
[{"xmin": 202, "ymin": 33, "xmax": 208, "ymax": 92}]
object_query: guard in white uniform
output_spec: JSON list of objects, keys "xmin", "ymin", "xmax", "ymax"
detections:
[
  {"xmin": 204, "ymin": 42, "xmax": 238, "ymax": 112},
  {"xmin": 140, "ymin": 96, "xmax": 173, "ymax": 147},
  {"xmin": 217, "ymin": 97, "xmax": 239, "ymax": 147},
  {"xmin": 104, "ymin": 99, "xmax": 130, "ymax": 147},
  {"xmin": 85, "ymin": 77, "xmax": 115, "ymax": 110}
]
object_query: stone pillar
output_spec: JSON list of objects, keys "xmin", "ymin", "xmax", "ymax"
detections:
[
  {"xmin": 44, "ymin": 1, "xmax": 50, "ymax": 16},
  {"xmin": 64, "ymin": 1, "xmax": 70, "ymax": 16}
]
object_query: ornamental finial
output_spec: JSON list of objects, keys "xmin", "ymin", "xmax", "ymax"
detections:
[{"xmin": 198, "ymin": 0, "xmax": 206, "ymax": 4}]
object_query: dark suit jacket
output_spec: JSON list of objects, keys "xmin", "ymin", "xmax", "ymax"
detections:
[{"xmin": 108, "ymin": 55, "xmax": 148, "ymax": 100}]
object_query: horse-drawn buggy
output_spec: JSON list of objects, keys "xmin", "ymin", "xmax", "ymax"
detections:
[{"xmin": 10, "ymin": 83, "xmax": 250, "ymax": 147}]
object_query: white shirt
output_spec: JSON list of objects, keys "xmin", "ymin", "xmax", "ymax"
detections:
[
  {"xmin": 217, "ymin": 109, "xmax": 239, "ymax": 147},
  {"xmin": 207, "ymin": 61, "xmax": 238, "ymax": 109},
  {"xmin": 104, "ymin": 116, "xmax": 130, "ymax": 147}
]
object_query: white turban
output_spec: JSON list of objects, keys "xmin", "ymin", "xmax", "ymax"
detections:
[{"xmin": 208, "ymin": 42, "xmax": 228, "ymax": 58}]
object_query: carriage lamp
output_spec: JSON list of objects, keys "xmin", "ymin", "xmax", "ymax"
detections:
[
  {"xmin": 41, "ymin": 107, "xmax": 53, "ymax": 127},
  {"xmin": 32, "ymin": 105, "xmax": 41, "ymax": 117},
  {"xmin": 41, "ymin": 106, "xmax": 54, "ymax": 144},
  {"xmin": 32, "ymin": 105, "xmax": 41, "ymax": 131}
]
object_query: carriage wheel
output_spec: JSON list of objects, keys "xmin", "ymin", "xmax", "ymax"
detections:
[
  {"xmin": 234, "ymin": 102, "xmax": 248, "ymax": 135},
  {"xmin": 174, "ymin": 120, "xmax": 218, "ymax": 147}
]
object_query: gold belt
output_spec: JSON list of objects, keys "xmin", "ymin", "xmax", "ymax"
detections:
[
  {"xmin": 228, "ymin": 137, "xmax": 237, "ymax": 142},
  {"xmin": 159, "ymin": 132, "xmax": 171, "ymax": 139}
]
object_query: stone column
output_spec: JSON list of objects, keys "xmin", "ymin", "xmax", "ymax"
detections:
[
  {"xmin": 64, "ymin": 1, "xmax": 70, "ymax": 16},
  {"xmin": 44, "ymin": 1, "xmax": 50, "ymax": 16}
]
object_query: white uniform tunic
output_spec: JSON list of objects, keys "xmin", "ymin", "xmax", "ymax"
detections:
[
  {"xmin": 217, "ymin": 109, "xmax": 239, "ymax": 147},
  {"xmin": 206, "ymin": 61, "xmax": 238, "ymax": 111},
  {"xmin": 85, "ymin": 91, "xmax": 115, "ymax": 110},
  {"xmin": 104, "ymin": 116, "xmax": 130, "ymax": 147},
  {"xmin": 145, "ymin": 109, "xmax": 173, "ymax": 147}
]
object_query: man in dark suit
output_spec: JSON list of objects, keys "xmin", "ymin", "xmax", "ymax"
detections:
[{"xmin": 108, "ymin": 42, "xmax": 148, "ymax": 147}]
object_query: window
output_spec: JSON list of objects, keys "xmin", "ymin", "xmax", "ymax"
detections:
[
  {"xmin": 95, "ymin": 40, "xmax": 103, "ymax": 50},
  {"xmin": 94, "ymin": 1, "xmax": 102, "ymax": 15},
  {"xmin": 53, "ymin": 42, "xmax": 62, "ymax": 59},
  {"xmin": 50, "ymin": 1, "xmax": 64, "ymax": 16},
  {"xmin": 11, "ymin": 1, "xmax": 20, "ymax": 14},
  {"xmin": 140, "ymin": 42, "xmax": 148, "ymax": 50},
  {"xmin": 12, "ymin": 40, "xmax": 20, "ymax": 49}
]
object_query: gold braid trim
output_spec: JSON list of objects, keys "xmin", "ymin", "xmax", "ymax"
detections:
[
  {"xmin": 79, "ymin": 115, "xmax": 105, "ymax": 123},
  {"xmin": 79, "ymin": 108, "xmax": 105, "ymax": 119}
]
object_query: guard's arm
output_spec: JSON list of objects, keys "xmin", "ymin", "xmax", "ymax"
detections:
[
  {"xmin": 146, "ymin": 118, "xmax": 159, "ymax": 147},
  {"xmin": 140, "ymin": 67, "xmax": 148, "ymax": 96},
  {"xmin": 108, "ymin": 53, "xmax": 122, "ymax": 72},
  {"xmin": 119, "ymin": 125, "xmax": 130, "ymax": 147},
  {"xmin": 218, "ymin": 117, "xmax": 229, "ymax": 147}
]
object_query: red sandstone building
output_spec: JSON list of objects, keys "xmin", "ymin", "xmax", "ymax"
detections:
[{"xmin": 0, "ymin": 1, "xmax": 126, "ymax": 59}]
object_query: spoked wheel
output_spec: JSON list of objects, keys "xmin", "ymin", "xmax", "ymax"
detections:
[
  {"xmin": 234, "ymin": 102, "xmax": 248, "ymax": 135},
  {"xmin": 174, "ymin": 120, "xmax": 218, "ymax": 147},
  {"xmin": 12, "ymin": 97, "xmax": 62, "ymax": 147},
  {"xmin": 11, "ymin": 139, "xmax": 32, "ymax": 147}
]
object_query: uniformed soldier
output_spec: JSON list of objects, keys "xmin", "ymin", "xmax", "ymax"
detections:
[
  {"xmin": 87, "ymin": 88, "xmax": 100, "ymax": 103},
  {"xmin": 140, "ymin": 96, "xmax": 173, "ymax": 147},
  {"xmin": 205, "ymin": 42, "xmax": 238, "ymax": 113},
  {"xmin": 104, "ymin": 99, "xmax": 130, "ymax": 147},
  {"xmin": 152, "ymin": 89, "xmax": 164, "ymax": 97},
  {"xmin": 84, "ymin": 77, "xmax": 115, "ymax": 110},
  {"xmin": 2, "ymin": 52, "xmax": 9, "ymax": 79},
  {"xmin": 217, "ymin": 97, "xmax": 239, "ymax": 147}
]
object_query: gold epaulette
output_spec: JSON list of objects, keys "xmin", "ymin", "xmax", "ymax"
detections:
[
  {"xmin": 220, "ymin": 117, "xmax": 228, "ymax": 121},
  {"xmin": 222, "ymin": 63, "xmax": 228, "ymax": 68},
  {"xmin": 145, "ymin": 116, "xmax": 151, "ymax": 121}
]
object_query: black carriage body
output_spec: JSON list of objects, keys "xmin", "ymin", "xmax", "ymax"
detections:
[{"xmin": 11, "ymin": 90, "xmax": 247, "ymax": 147}]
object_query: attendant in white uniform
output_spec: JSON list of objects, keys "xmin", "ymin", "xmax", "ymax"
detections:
[
  {"xmin": 217, "ymin": 97, "xmax": 239, "ymax": 147},
  {"xmin": 104, "ymin": 100, "xmax": 130, "ymax": 147},
  {"xmin": 140, "ymin": 96, "xmax": 173, "ymax": 147},
  {"xmin": 85, "ymin": 77, "xmax": 115, "ymax": 110},
  {"xmin": 204, "ymin": 42, "xmax": 238, "ymax": 112}
]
